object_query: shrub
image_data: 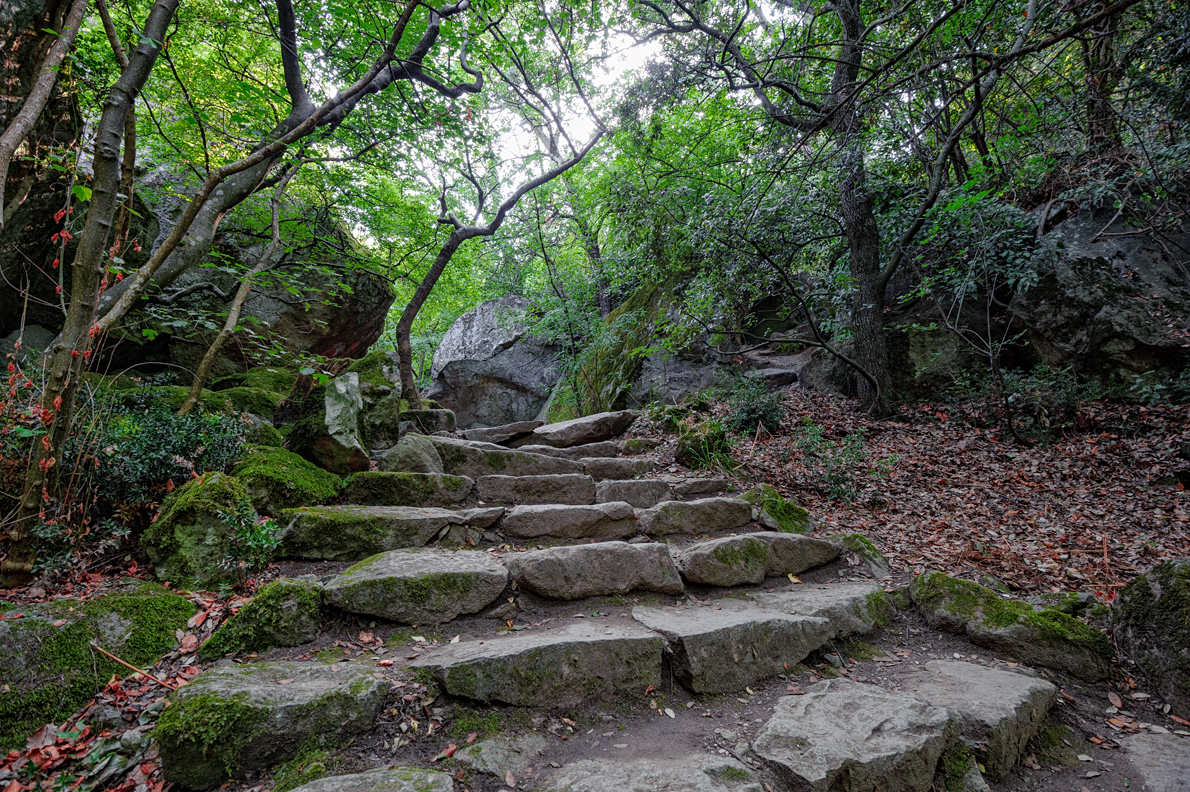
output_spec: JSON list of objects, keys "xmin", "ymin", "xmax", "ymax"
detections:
[
  {"xmin": 723, "ymin": 377, "xmax": 784, "ymax": 434},
  {"xmin": 792, "ymin": 418, "xmax": 897, "ymax": 501},
  {"xmin": 676, "ymin": 418, "xmax": 732, "ymax": 470}
]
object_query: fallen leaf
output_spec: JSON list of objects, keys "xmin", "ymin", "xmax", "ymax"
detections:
[
  {"xmin": 432, "ymin": 744, "xmax": 458, "ymax": 761},
  {"xmin": 179, "ymin": 634, "xmax": 198, "ymax": 652},
  {"xmin": 1108, "ymin": 692, "xmax": 1123, "ymax": 708},
  {"xmin": 466, "ymin": 732, "xmax": 477, "ymax": 744},
  {"xmin": 664, "ymin": 708, "xmax": 675, "ymax": 719},
  {"xmin": 505, "ymin": 769, "xmax": 516, "ymax": 788},
  {"xmin": 376, "ymin": 659, "xmax": 393, "ymax": 667},
  {"xmin": 449, "ymin": 635, "xmax": 460, "ymax": 644},
  {"xmin": 1077, "ymin": 754, "xmax": 1092, "ymax": 762},
  {"xmin": 278, "ymin": 679, "xmax": 295, "ymax": 684},
  {"xmin": 52, "ymin": 619, "xmax": 67, "ymax": 627}
]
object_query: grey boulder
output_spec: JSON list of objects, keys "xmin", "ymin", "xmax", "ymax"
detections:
[
  {"xmin": 377, "ymin": 435, "xmax": 443, "ymax": 474},
  {"xmin": 516, "ymin": 441, "xmax": 621, "ymax": 459},
  {"xmin": 676, "ymin": 533, "xmax": 841, "ymax": 586},
  {"xmin": 455, "ymin": 733, "xmax": 547, "ymax": 778},
  {"xmin": 596, "ymin": 479, "xmax": 673, "ymax": 508},
  {"xmin": 278, "ymin": 505, "xmax": 503, "ymax": 561},
  {"xmin": 1121, "ymin": 732, "xmax": 1190, "ymax": 792},
  {"xmin": 516, "ymin": 410, "xmax": 637, "ymax": 449},
  {"xmin": 283, "ymin": 768, "xmax": 453, "ymax": 792},
  {"xmin": 462, "ymin": 421, "xmax": 543, "ymax": 445},
  {"xmin": 504, "ymin": 542, "xmax": 684, "ymax": 599},
  {"xmin": 322, "ymin": 548, "xmax": 508, "ymax": 623},
  {"xmin": 502, "ymin": 502, "xmax": 637, "ymax": 541},
  {"xmin": 344, "ymin": 472, "xmax": 473, "ymax": 507},
  {"xmin": 752, "ymin": 679, "xmax": 958, "ymax": 792},
  {"xmin": 752, "ymin": 581, "xmax": 893, "ymax": 639},
  {"xmin": 425, "ymin": 435, "xmax": 585, "ymax": 479},
  {"xmin": 583, "ymin": 457, "xmax": 655, "ymax": 481},
  {"xmin": 549, "ymin": 757, "xmax": 762, "ymax": 792}
]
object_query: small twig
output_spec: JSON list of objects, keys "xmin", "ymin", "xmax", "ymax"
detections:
[{"xmin": 90, "ymin": 642, "xmax": 179, "ymax": 690}]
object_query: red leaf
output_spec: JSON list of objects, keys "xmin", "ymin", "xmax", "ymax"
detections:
[
  {"xmin": 1108, "ymin": 692, "xmax": 1123, "ymax": 708},
  {"xmin": 1172, "ymin": 714, "xmax": 1190, "ymax": 726},
  {"xmin": 179, "ymin": 634, "xmax": 198, "ymax": 653}
]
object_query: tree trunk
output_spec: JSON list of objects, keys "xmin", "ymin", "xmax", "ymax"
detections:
[
  {"xmin": 1081, "ymin": 7, "xmax": 1120, "ymax": 151},
  {"xmin": 2, "ymin": 0, "xmax": 179, "ymax": 587},
  {"xmin": 397, "ymin": 231, "xmax": 465, "ymax": 406},
  {"xmin": 0, "ymin": 0, "xmax": 89, "ymax": 228}
]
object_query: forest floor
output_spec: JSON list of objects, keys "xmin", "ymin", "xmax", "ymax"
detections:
[{"xmin": 1, "ymin": 388, "xmax": 1188, "ymax": 792}]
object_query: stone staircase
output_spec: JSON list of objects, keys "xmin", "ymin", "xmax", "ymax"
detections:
[{"xmin": 159, "ymin": 410, "xmax": 1074, "ymax": 792}]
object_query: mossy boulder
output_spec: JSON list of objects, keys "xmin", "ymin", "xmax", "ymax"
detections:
[
  {"xmin": 399, "ymin": 409, "xmax": 456, "ymax": 434},
  {"xmin": 232, "ymin": 446, "xmax": 342, "ymax": 516},
  {"xmin": 1112, "ymin": 559, "xmax": 1190, "ymax": 716},
  {"xmin": 346, "ymin": 349, "xmax": 408, "ymax": 450},
  {"xmin": 675, "ymin": 420, "xmax": 729, "ymax": 469},
  {"xmin": 219, "ymin": 387, "xmax": 284, "ymax": 417},
  {"xmin": 377, "ymin": 434, "xmax": 443, "ymax": 474},
  {"xmin": 286, "ymin": 373, "xmax": 370, "ymax": 475},
  {"xmin": 198, "ymin": 579, "xmax": 323, "ymax": 661},
  {"xmin": 742, "ymin": 484, "xmax": 812, "ymax": 534},
  {"xmin": 830, "ymin": 532, "xmax": 891, "ymax": 577},
  {"xmin": 142, "ymin": 472, "xmax": 255, "ymax": 588},
  {"xmin": 114, "ymin": 385, "xmax": 235, "ymax": 413},
  {"xmin": 910, "ymin": 572, "xmax": 1113, "ymax": 680},
  {"xmin": 156, "ymin": 661, "xmax": 385, "ymax": 790},
  {"xmin": 212, "ymin": 367, "xmax": 298, "ymax": 394},
  {"xmin": 281, "ymin": 768, "xmax": 453, "ymax": 792},
  {"xmin": 245, "ymin": 418, "xmax": 285, "ymax": 447},
  {"xmin": 0, "ymin": 580, "xmax": 194, "ymax": 750}
]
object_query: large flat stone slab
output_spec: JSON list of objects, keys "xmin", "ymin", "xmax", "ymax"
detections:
[
  {"xmin": 504, "ymin": 541, "xmax": 684, "ymax": 599},
  {"xmin": 596, "ymin": 479, "xmax": 672, "ymax": 508},
  {"xmin": 502, "ymin": 502, "xmax": 637, "ymax": 541},
  {"xmin": 423, "ymin": 435, "xmax": 585, "ymax": 478},
  {"xmin": 513, "ymin": 410, "xmax": 637, "ymax": 448},
  {"xmin": 752, "ymin": 581, "xmax": 892, "ymax": 638},
  {"xmin": 477, "ymin": 473, "xmax": 596, "ymax": 505},
  {"xmin": 636, "ymin": 498, "xmax": 753, "ymax": 537},
  {"xmin": 673, "ymin": 478, "xmax": 733, "ymax": 499},
  {"xmin": 1122, "ymin": 732, "xmax": 1190, "ymax": 792},
  {"xmin": 897, "ymin": 661, "xmax": 1056, "ymax": 780},
  {"xmin": 548, "ymin": 757, "xmax": 762, "ymax": 792},
  {"xmin": 322, "ymin": 548, "xmax": 508, "ymax": 624},
  {"xmin": 410, "ymin": 621, "xmax": 663, "ymax": 708},
  {"xmin": 343, "ymin": 472, "xmax": 473, "ymax": 507},
  {"xmin": 583, "ymin": 457, "xmax": 655, "ymax": 481},
  {"xmin": 677, "ymin": 533, "xmax": 841, "ymax": 586},
  {"xmin": 632, "ymin": 602, "xmax": 832, "ymax": 693},
  {"xmin": 158, "ymin": 661, "xmax": 386, "ymax": 790},
  {"xmin": 462, "ymin": 420, "xmax": 543, "ymax": 445},
  {"xmin": 455, "ymin": 733, "xmax": 547, "ymax": 778},
  {"xmin": 279, "ymin": 505, "xmax": 503, "ymax": 560},
  {"xmin": 516, "ymin": 441, "xmax": 622, "ymax": 459},
  {"xmin": 752, "ymin": 679, "xmax": 957, "ymax": 792},
  {"xmin": 285, "ymin": 768, "xmax": 453, "ymax": 792}
]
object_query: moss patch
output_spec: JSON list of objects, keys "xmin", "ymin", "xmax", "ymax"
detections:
[
  {"xmin": 212, "ymin": 367, "xmax": 298, "ymax": 394},
  {"xmin": 0, "ymin": 581, "xmax": 193, "ymax": 750},
  {"xmin": 156, "ymin": 691, "xmax": 269, "ymax": 789},
  {"xmin": 219, "ymin": 387, "xmax": 283, "ymax": 417},
  {"xmin": 1111, "ymin": 559, "xmax": 1190, "ymax": 709},
  {"xmin": 232, "ymin": 445, "xmax": 342, "ymax": 515},
  {"xmin": 198, "ymin": 580, "xmax": 323, "ymax": 661},
  {"xmin": 711, "ymin": 537, "xmax": 769, "ymax": 569},
  {"xmin": 742, "ymin": 484, "xmax": 811, "ymax": 533},
  {"xmin": 833, "ymin": 533, "xmax": 889, "ymax": 572},
  {"xmin": 114, "ymin": 385, "xmax": 235, "ymax": 413},
  {"xmin": 344, "ymin": 472, "xmax": 469, "ymax": 507}
]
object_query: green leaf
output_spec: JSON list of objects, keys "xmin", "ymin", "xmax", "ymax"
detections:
[
  {"xmin": 72, "ymin": 185, "xmax": 92, "ymax": 201},
  {"xmin": 142, "ymin": 328, "xmax": 159, "ymax": 340}
]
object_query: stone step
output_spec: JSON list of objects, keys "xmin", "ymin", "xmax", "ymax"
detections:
[
  {"xmin": 752, "ymin": 678, "xmax": 958, "ymax": 792},
  {"xmin": 476, "ymin": 473, "xmax": 596, "ymax": 505},
  {"xmin": 583, "ymin": 456, "xmax": 655, "ymax": 481},
  {"xmin": 322, "ymin": 548, "xmax": 507, "ymax": 624},
  {"xmin": 632, "ymin": 601, "xmax": 833, "ymax": 693},
  {"xmin": 674, "ymin": 532, "xmax": 842, "ymax": 586},
  {"xmin": 516, "ymin": 440, "xmax": 622, "ymax": 460},
  {"xmin": 672, "ymin": 477, "xmax": 734, "ymax": 499},
  {"xmin": 462, "ymin": 420, "xmax": 543, "ymax": 445},
  {"xmin": 158, "ymin": 660, "xmax": 386, "ymax": 790},
  {"xmin": 422, "ymin": 434, "xmax": 586, "ymax": 478},
  {"xmin": 596, "ymin": 479, "xmax": 672, "ymax": 508},
  {"xmin": 635, "ymin": 497, "xmax": 753, "ymax": 537},
  {"xmin": 507, "ymin": 410, "xmax": 637, "ymax": 449},
  {"xmin": 410, "ymin": 620, "xmax": 663, "ymax": 708},
  {"xmin": 894, "ymin": 661, "xmax": 1056, "ymax": 780},
  {"xmin": 278, "ymin": 505, "xmax": 504, "ymax": 561},
  {"xmin": 547, "ymin": 756, "xmax": 762, "ymax": 792},
  {"xmin": 503, "ymin": 541, "xmax": 684, "ymax": 599},
  {"xmin": 501, "ymin": 502, "xmax": 637, "ymax": 541},
  {"xmin": 344, "ymin": 471, "xmax": 473, "ymax": 507},
  {"xmin": 752, "ymin": 581, "xmax": 892, "ymax": 638}
]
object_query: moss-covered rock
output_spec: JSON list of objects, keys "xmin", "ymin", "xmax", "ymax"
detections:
[
  {"xmin": 156, "ymin": 661, "xmax": 385, "ymax": 790},
  {"xmin": 114, "ymin": 385, "xmax": 235, "ymax": 413},
  {"xmin": 232, "ymin": 446, "xmax": 342, "ymax": 516},
  {"xmin": 0, "ymin": 580, "xmax": 194, "ymax": 750},
  {"xmin": 198, "ymin": 580, "xmax": 323, "ymax": 661},
  {"xmin": 399, "ymin": 409, "xmax": 456, "ymax": 434},
  {"xmin": 1112, "ymin": 559, "xmax": 1190, "ymax": 716},
  {"xmin": 675, "ymin": 420, "xmax": 729, "ymax": 469},
  {"xmin": 377, "ymin": 435, "xmax": 443, "ymax": 474},
  {"xmin": 212, "ymin": 367, "xmax": 299, "ymax": 394},
  {"xmin": 910, "ymin": 572, "xmax": 1113, "ymax": 680},
  {"xmin": 345, "ymin": 349, "xmax": 408, "ymax": 450},
  {"xmin": 830, "ymin": 532, "xmax": 891, "ymax": 577},
  {"xmin": 344, "ymin": 471, "xmax": 472, "ymax": 507},
  {"xmin": 247, "ymin": 420, "xmax": 285, "ymax": 447},
  {"xmin": 742, "ymin": 484, "xmax": 813, "ymax": 534},
  {"xmin": 220, "ymin": 387, "xmax": 284, "ymax": 417},
  {"xmin": 285, "ymin": 374, "xmax": 370, "ymax": 475},
  {"xmin": 142, "ymin": 472, "xmax": 254, "ymax": 588}
]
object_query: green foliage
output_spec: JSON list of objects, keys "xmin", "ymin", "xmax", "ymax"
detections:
[
  {"xmin": 216, "ymin": 497, "xmax": 282, "ymax": 585},
  {"xmin": 792, "ymin": 419, "xmax": 897, "ymax": 501},
  {"xmin": 722, "ymin": 377, "xmax": 784, "ymax": 434},
  {"xmin": 675, "ymin": 418, "xmax": 732, "ymax": 470}
]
